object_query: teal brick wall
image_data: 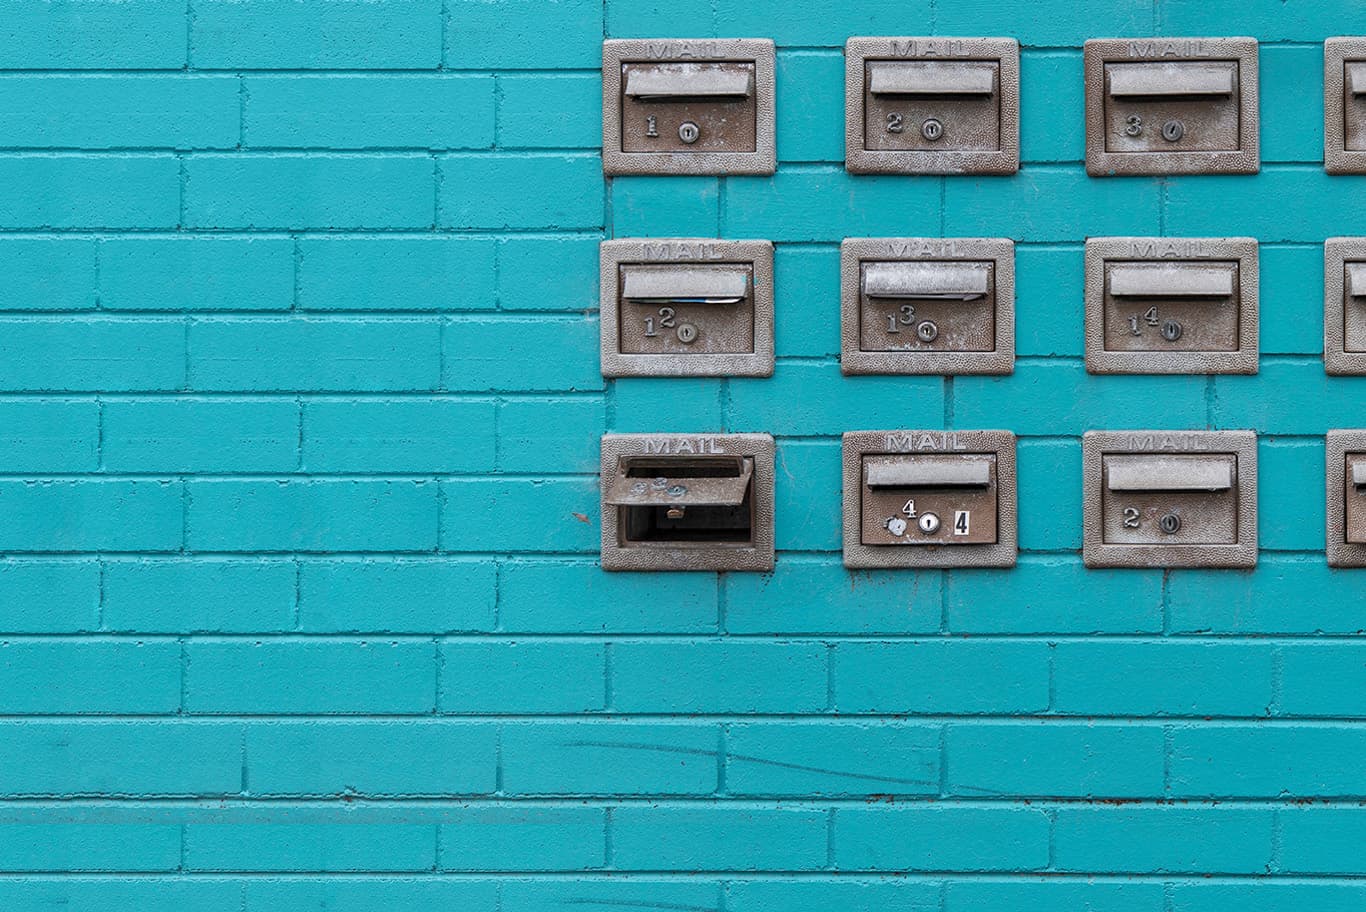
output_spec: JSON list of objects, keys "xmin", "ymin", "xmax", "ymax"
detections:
[{"xmin": 0, "ymin": 0, "xmax": 1363, "ymax": 909}]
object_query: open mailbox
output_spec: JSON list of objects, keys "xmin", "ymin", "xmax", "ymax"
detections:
[
  {"xmin": 843, "ymin": 430, "xmax": 1017, "ymax": 568},
  {"xmin": 1085, "ymin": 237, "xmax": 1257, "ymax": 375},
  {"xmin": 601, "ymin": 239, "xmax": 774, "ymax": 377},
  {"xmin": 1326, "ymin": 431, "xmax": 1366, "ymax": 566},
  {"xmin": 1324, "ymin": 238, "xmax": 1366, "ymax": 374},
  {"xmin": 1083, "ymin": 430, "xmax": 1257, "ymax": 568},
  {"xmin": 845, "ymin": 37, "xmax": 1019, "ymax": 175},
  {"xmin": 1325, "ymin": 39, "xmax": 1366, "ymax": 174},
  {"xmin": 600, "ymin": 433, "xmax": 774, "ymax": 571},
  {"xmin": 602, "ymin": 39, "xmax": 776, "ymax": 176},
  {"xmin": 1084, "ymin": 37, "xmax": 1258, "ymax": 175},
  {"xmin": 841, "ymin": 237, "xmax": 1014, "ymax": 375}
]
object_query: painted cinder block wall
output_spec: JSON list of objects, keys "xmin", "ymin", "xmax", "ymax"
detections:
[{"xmin": 1, "ymin": 0, "xmax": 1364, "ymax": 909}]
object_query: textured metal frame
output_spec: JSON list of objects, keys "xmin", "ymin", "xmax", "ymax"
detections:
[
  {"xmin": 1327, "ymin": 430, "xmax": 1366, "ymax": 566},
  {"xmin": 1084, "ymin": 236, "xmax": 1259, "ymax": 375},
  {"xmin": 600, "ymin": 238, "xmax": 774, "ymax": 377},
  {"xmin": 1325, "ymin": 237, "xmax": 1366, "ymax": 374},
  {"xmin": 840, "ymin": 237, "xmax": 1014, "ymax": 375},
  {"xmin": 1082, "ymin": 429, "xmax": 1258, "ymax": 569},
  {"xmin": 844, "ymin": 36, "xmax": 1020, "ymax": 175},
  {"xmin": 1325, "ymin": 38, "xmax": 1366, "ymax": 174},
  {"xmin": 602, "ymin": 38, "xmax": 776, "ymax": 176},
  {"xmin": 600, "ymin": 433, "xmax": 775, "ymax": 572},
  {"xmin": 1084, "ymin": 37, "xmax": 1259, "ymax": 176},
  {"xmin": 842, "ymin": 429, "xmax": 1017, "ymax": 569}
]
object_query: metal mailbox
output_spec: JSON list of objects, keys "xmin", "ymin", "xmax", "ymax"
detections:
[
  {"xmin": 845, "ymin": 37, "xmax": 1020, "ymax": 174},
  {"xmin": 843, "ymin": 430, "xmax": 1017, "ymax": 568},
  {"xmin": 1324, "ymin": 38, "xmax": 1366, "ymax": 174},
  {"xmin": 1085, "ymin": 237, "xmax": 1258, "ymax": 375},
  {"xmin": 602, "ymin": 38, "xmax": 776, "ymax": 176},
  {"xmin": 841, "ymin": 237, "xmax": 1014, "ymax": 375},
  {"xmin": 600, "ymin": 238, "xmax": 774, "ymax": 377},
  {"xmin": 1083, "ymin": 430, "xmax": 1257, "ymax": 568},
  {"xmin": 1324, "ymin": 238, "xmax": 1366, "ymax": 374},
  {"xmin": 1084, "ymin": 37, "xmax": 1258, "ymax": 175},
  {"xmin": 1326, "ymin": 430, "xmax": 1366, "ymax": 566},
  {"xmin": 600, "ymin": 433, "xmax": 775, "ymax": 572}
]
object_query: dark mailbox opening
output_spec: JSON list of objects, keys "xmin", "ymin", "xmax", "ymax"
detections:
[{"xmin": 610, "ymin": 456, "xmax": 755, "ymax": 545}]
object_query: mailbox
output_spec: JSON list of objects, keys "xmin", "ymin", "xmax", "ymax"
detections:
[
  {"xmin": 600, "ymin": 239, "xmax": 774, "ymax": 377},
  {"xmin": 602, "ymin": 39, "xmax": 776, "ymax": 176},
  {"xmin": 845, "ymin": 37, "xmax": 1020, "ymax": 175},
  {"xmin": 1084, "ymin": 38, "xmax": 1258, "ymax": 175},
  {"xmin": 1085, "ymin": 237, "xmax": 1258, "ymax": 374},
  {"xmin": 842, "ymin": 430, "xmax": 1017, "ymax": 568},
  {"xmin": 841, "ymin": 237, "xmax": 1014, "ymax": 375},
  {"xmin": 1083, "ymin": 430, "xmax": 1257, "ymax": 568},
  {"xmin": 1324, "ymin": 238, "xmax": 1366, "ymax": 374},
  {"xmin": 1326, "ymin": 431, "xmax": 1366, "ymax": 566},
  {"xmin": 1325, "ymin": 39, "xmax": 1366, "ymax": 173},
  {"xmin": 600, "ymin": 433, "xmax": 774, "ymax": 571}
]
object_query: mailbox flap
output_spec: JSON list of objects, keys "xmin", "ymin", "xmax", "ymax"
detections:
[
  {"xmin": 1352, "ymin": 459, "xmax": 1366, "ymax": 487},
  {"xmin": 1348, "ymin": 62, "xmax": 1366, "ymax": 95},
  {"xmin": 863, "ymin": 261, "xmax": 991, "ymax": 300},
  {"xmin": 1347, "ymin": 262, "xmax": 1366, "ymax": 297},
  {"xmin": 621, "ymin": 265, "xmax": 750, "ymax": 304},
  {"xmin": 1105, "ymin": 454, "xmax": 1235, "ymax": 492},
  {"xmin": 866, "ymin": 60, "xmax": 997, "ymax": 95},
  {"xmin": 864, "ymin": 454, "xmax": 993, "ymax": 488},
  {"xmin": 624, "ymin": 63, "xmax": 754, "ymax": 99},
  {"xmin": 1106, "ymin": 262, "xmax": 1236, "ymax": 298},
  {"xmin": 605, "ymin": 456, "xmax": 754, "ymax": 506},
  {"xmin": 1106, "ymin": 61, "xmax": 1236, "ymax": 97}
]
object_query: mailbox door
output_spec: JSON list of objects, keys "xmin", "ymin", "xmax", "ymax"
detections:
[
  {"xmin": 858, "ymin": 260, "xmax": 996, "ymax": 353},
  {"xmin": 1102, "ymin": 61, "xmax": 1240, "ymax": 154},
  {"xmin": 862, "ymin": 60, "xmax": 1001, "ymax": 153},
  {"xmin": 600, "ymin": 239, "xmax": 774, "ymax": 378},
  {"xmin": 1085, "ymin": 237, "xmax": 1258, "ymax": 375},
  {"xmin": 1084, "ymin": 37, "xmax": 1258, "ymax": 175},
  {"xmin": 840, "ymin": 237, "xmax": 1014, "ymax": 375},
  {"xmin": 620, "ymin": 61, "xmax": 758, "ymax": 153},
  {"xmin": 1082, "ymin": 430, "xmax": 1258, "ymax": 568},
  {"xmin": 1101, "ymin": 261, "xmax": 1240, "ymax": 353},
  {"xmin": 617, "ymin": 263, "xmax": 756, "ymax": 356},
  {"xmin": 602, "ymin": 39, "xmax": 776, "ymax": 176},
  {"xmin": 842, "ymin": 430, "xmax": 1017, "ymax": 569},
  {"xmin": 844, "ymin": 37, "xmax": 1020, "ymax": 175},
  {"xmin": 859, "ymin": 453, "xmax": 999, "ymax": 545},
  {"xmin": 1100, "ymin": 454, "xmax": 1239, "ymax": 545}
]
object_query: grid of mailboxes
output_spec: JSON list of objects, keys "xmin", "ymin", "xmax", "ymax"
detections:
[{"xmin": 599, "ymin": 36, "xmax": 1366, "ymax": 573}]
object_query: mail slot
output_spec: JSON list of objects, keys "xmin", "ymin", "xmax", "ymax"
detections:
[
  {"xmin": 600, "ymin": 433, "xmax": 775, "ymax": 572},
  {"xmin": 1085, "ymin": 237, "xmax": 1258, "ymax": 375},
  {"xmin": 845, "ymin": 37, "xmax": 1020, "ymax": 175},
  {"xmin": 1085, "ymin": 38, "xmax": 1258, "ymax": 175},
  {"xmin": 1344, "ymin": 453, "xmax": 1366, "ymax": 545},
  {"xmin": 843, "ymin": 430, "xmax": 1017, "ymax": 568},
  {"xmin": 602, "ymin": 39, "xmax": 776, "ymax": 176},
  {"xmin": 600, "ymin": 239, "xmax": 774, "ymax": 378},
  {"xmin": 841, "ymin": 237, "xmax": 1014, "ymax": 375},
  {"xmin": 1326, "ymin": 40, "xmax": 1366, "ymax": 173},
  {"xmin": 1083, "ymin": 430, "xmax": 1257, "ymax": 568},
  {"xmin": 1327, "ymin": 431, "xmax": 1366, "ymax": 566}
]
